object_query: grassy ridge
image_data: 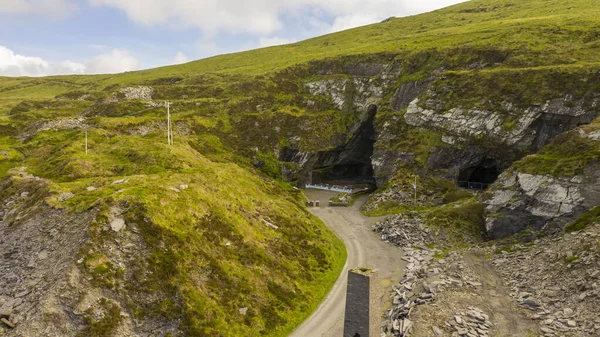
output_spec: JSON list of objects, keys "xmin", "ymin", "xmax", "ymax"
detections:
[{"xmin": 2, "ymin": 0, "xmax": 600, "ymax": 98}]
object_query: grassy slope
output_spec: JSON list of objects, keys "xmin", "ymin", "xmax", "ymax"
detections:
[
  {"xmin": 2, "ymin": 0, "xmax": 600, "ymax": 91},
  {"xmin": 1, "ymin": 0, "xmax": 600, "ymax": 335}
]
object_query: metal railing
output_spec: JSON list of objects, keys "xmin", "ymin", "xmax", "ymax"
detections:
[
  {"xmin": 457, "ymin": 181, "xmax": 491, "ymax": 190},
  {"xmin": 304, "ymin": 183, "xmax": 353, "ymax": 193}
]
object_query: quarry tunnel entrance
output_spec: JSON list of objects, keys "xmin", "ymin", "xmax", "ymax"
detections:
[
  {"xmin": 307, "ymin": 105, "xmax": 377, "ymax": 190},
  {"xmin": 457, "ymin": 158, "xmax": 500, "ymax": 190}
]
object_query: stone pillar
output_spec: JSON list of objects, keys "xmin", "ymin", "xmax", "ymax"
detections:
[{"xmin": 343, "ymin": 268, "xmax": 380, "ymax": 337}]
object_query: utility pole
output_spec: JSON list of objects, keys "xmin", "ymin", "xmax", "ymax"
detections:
[
  {"xmin": 413, "ymin": 175, "xmax": 417, "ymax": 206},
  {"xmin": 169, "ymin": 102, "xmax": 173, "ymax": 145},
  {"xmin": 85, "ymin": 131, "xmax": 88, "ymax": 155},
  {"xmin": 166, "ymin": 101, "xmax": 172, "ymax": 145}
]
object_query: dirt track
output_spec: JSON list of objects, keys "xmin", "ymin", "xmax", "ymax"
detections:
[{"xmin": 289, "ymin": 190, "xmax": 406, "ymax": 337}]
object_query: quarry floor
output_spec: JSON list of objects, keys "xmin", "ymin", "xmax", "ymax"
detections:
[{"xmin": 289, "ymin": 190, "xmax": 406, "ymax": 337}]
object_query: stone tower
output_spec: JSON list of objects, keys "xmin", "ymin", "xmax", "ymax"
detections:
[{"xmin": 343, "ymin": 268, "xmax": 380, "ymax": 337}]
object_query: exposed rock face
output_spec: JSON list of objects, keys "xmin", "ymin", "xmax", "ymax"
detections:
[
  {"xmin": 19, "ymin": 118, "xmax": 87, "ymax": 141},
  {"xmin": 405, "ymin": 95, "xmax": 600, "ymax": 151},
  {"xmin": 284, "ymin": 61, "xmax": 599, "ymax": 221},
  {"xmin": 389, "ymin": 81, "xmax": 431, "ymax": 111},
  {"xmin": 485, "ymin": 170, "xmax": 600, "ymax": 239},
  {"xmin": 305, "ymin": 67, "xmax": 598, "ymax": 190},
  {"xmin": 484, "ymin": 123, "xmax": 600, "ymax": 239},
  {"xmin": 369, "ymin": 93, "xmax": 599, "ymax": 187},
  {"xmin": 0, "ymin": 177, "xmax": 181, "ymax": 336},
  {"xmin": 305, "ymin": 77, "xmax": 384, "ymax": 112},
  {"xmin": 118, "ymin": 86, "xmax": 154, "ymax": 101},
  {"xmin": 0, "ymin": 178, "xmax": 96, "ymax": 335}
]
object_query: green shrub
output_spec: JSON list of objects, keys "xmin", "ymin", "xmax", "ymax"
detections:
[
  {"xmin": 427, "ymin": 202, "xmax": 485, "ymax": 237},
  {"xmin": 565, "ymin": 206, "xmax": 600, "ymax": 233},
  {"xmin": 443, "ymin": 188, "xmax": 473, "ymax": 204},
  {"xmin": 79, "ymin": 298, "xmax": 122, "ymax": 337}
]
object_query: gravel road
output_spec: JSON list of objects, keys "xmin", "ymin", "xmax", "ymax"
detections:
[{"xmin": 289, "ymin": 190, "xmax": 406, "ymax": 337}]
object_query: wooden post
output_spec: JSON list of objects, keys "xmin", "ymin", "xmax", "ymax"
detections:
[{"xmin": 85, "ymin": 131, "xmax": 88, "ymax": 155}]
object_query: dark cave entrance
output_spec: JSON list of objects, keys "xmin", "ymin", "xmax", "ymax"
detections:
[
  {"xmin": 309, "ymin": 105, "xmax": 377, "ymax": 189},
  {"xmin": 457, "ymin": 158, "xmax": 500, "ymax": 190}
]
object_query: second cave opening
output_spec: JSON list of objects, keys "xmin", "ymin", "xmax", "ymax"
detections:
[{"xmin": 457, "ymin": 158, "xmax": 500, "ymax": 190}]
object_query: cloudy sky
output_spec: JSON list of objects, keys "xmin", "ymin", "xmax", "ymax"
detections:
[{"xmin": 0, "ymin": 0, "xmax": 467, "ymax": 77}]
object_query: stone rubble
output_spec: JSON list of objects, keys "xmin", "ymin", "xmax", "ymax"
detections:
[
  {"xmin": 376, "ymin": 212, "xmax": 539, "ymax": 337},
  {"xmin": 445, "ymin": 307, "xmax": 493, "ymax": 337},
  {"xmin": 374, "ymin": 213, "xmax": 433, "ymax": 248},
  {"xmin": 376, "ymin": 211, "xmax": 484, "ymax": 337},
  {"xmin": 377, "ymin": 216, "xmax": 600, "ymax": 336},
  {"xmin": 489, "ymin": 224, "xmax": 600, "ymax": 337},
  {"xmin": 0, "ymin": 176, "xmax": 98, "ymax": 334},
  {"xmin": 381, "ymin": 246, "xmax": 435, "ymax": 336},
  {"xmin": 57, "ymin": 192, "xmax": 75, "ymax": 202},
  {"xmin": 380, "ymin": 240, "xmax": 494, "ymax": 337}
]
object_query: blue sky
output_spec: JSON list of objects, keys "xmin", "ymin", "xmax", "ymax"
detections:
[{"xmin": 0, "ymin": 0, "xmax": 467, "ymax": 76}]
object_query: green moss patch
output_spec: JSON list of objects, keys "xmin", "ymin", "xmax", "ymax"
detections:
[
  {"xmin": 566, "ymin": 206, "xmax": 600, "ymax": 233},
  {"xmin": 514, "ymin": 128, "xmax": 600, "ymax": 177}
]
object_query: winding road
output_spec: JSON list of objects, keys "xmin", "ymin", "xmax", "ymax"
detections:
[{"xmin": 289, "ymin": 190, "xmax": 406, "ymax": 337}]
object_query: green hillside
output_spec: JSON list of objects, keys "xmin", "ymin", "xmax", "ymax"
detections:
[
  {"xmin": 1, "ymin": 0, "xmax": 600, "ymax": 336},
  {"xmin": 2, "ymin": 0, "xmax": 600, "ymax": 100}
]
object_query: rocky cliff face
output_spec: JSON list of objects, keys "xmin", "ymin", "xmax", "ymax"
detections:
[
  {"xmin": 275, "ymin": 58, "xmax": 600, "ymax": 239},
  {"xmin": 484, "ymin": 121, "xmax": 600, "ymax": 238},
  {"xmin": 0, "ymin": 174, "xmax": 180, "ymax": 336},
  {"xmin": 404, "ymin": 95, "xmax": 600, "ymax": 152},
  {"xmin": 281, "ymin": 57, "xmax": 600, "ymax": 186}
]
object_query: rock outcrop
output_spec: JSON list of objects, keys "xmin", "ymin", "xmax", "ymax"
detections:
[
  {"xmin": 484, "ymin": 120, "xmax": 600, "ymax": 238},
  {"xmin": 19, "ymin": 118, "xmax": 88, "ymax": 141},
  {"xmin": 0, "ymin": 175, "xmax": 181, "ymax": 336},
  {"xmin": 117, "ymin": 86, "xmax": 154, "ymax": 101},
  {"xmin": 405, "ymin": 95, "xmax": 600, "ymax": 151}
]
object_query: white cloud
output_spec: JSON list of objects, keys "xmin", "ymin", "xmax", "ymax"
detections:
[
  {"xmin": 172, "ymin": 51, "xmax": 189, "ymax": 64},
  {"xmin": 89, "ymin": 0, "xmax": 283, "ymax": 35},
  {"xmin": 328, "ymin": 14, "xmax": 380, "ymax": 33},
  {"xmin": 314, "ymin": 0, "xmax": 469, "ymax": 34},
  {"xmin": 1, "ymin": 1, "xmax": 469, "ymax": 76},
  {"xmin": 259, "ymin": 37, "xmax": 295, "ymax": 48},
  {"xmin": 84, "ymin": 49, "xmax": 140, "ymax": 74},
  {"xmin": 1, "ymin": 0, "xmax": 77, "ymax": 18},
  {"xmin": 197, "ymin": 40, "xmax": 220, "ymax": 55},
  {"xmin": 89, "ymin": 0, "xmax": 468, "ymax": 36},
  {"xmin": 0, "ymin": 45, "xmax": 140, "ymax": 77},
  {"xmin": 0, "ymin": 45, "xmax": 51, "ymax": 77},
  {"xmin": 55, "ymin": 60, "xmax": 86, "ymax": 74}
]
